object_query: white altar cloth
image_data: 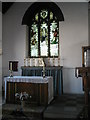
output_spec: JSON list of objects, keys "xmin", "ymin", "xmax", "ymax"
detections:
[{"xmin": 4, "ymin": 76, "xmax": 53, "ymax": 104}]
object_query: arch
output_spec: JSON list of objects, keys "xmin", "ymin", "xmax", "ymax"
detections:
[{"xmin": 22, "ymin": 2, "xmax": 64, "ymax": 26}]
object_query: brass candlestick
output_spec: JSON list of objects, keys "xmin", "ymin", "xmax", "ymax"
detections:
[
  {"xmin": 48, "ymin": 57, "xmax": 50, "ymax": 66},
  {"xmin": 42, "ymin": 58, "xmax": 45, "ymax": 78},
  {"xmin": 38, "ymin": 58, "xmax": 42, "ymax": 66},
  {"xmin": 10, "ymin": 70, "xmax": 13, "ymax": 77},
  {"xmin": 33, "ymin": 58, "xmax": 35, "ymax": 66},
  {"xmin": 24, "ymin": 58, "xmax": 26, "ymax": 67},
  {"xmin": 58, "ymin": 57, "xmax": 60, "ymax": 66},
  {"xmin": 53, "ymin": 56, "xmax": 55, "ymax": 66},
  {"xmin": 43, "ymin": 64, "xmax": 45, "ymax": 78},
  {"xmin": 26, "ymin": 58, "xmax": 28, "ymax": 66},
  {"xmin": 28, "ymin": 58, "xmax": 30, "ymax": 66}
]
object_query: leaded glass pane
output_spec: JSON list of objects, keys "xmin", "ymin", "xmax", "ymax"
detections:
[
  {"xmin": 40, "ymin": 10, "xmax": 48, "ymax": 19},
  {"xmin": 40, "ymin": 22, "xmax": 48, "ymax": 56},
  {"xmin": 50, "ymin": 12, "xmax": 53, "ymax": 20},
  {"xmin": 31, "ymin": 23, "xmax": 38, "ymax": 57},
  {"xmin": 55, "ymin": 16, "xmax": 57, "ymax": 20},
  {"xmin": 35, "ymin": 13, "xmax": 38, "ymax": 21},
  {"xmin": 50, "ymin": 21, "xmax": 59, "ymax": 56}
]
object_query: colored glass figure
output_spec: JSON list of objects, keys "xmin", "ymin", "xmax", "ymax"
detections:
[
  {"xmin": 40, "ymin": 22, "xmax": 48, "ymax": 56},
  {"xmin": 35, "ymin": 13, "xmax": 38, "ymax": 21},
  {"xmin": 31, "ymin": 23, "xmax": 38, "ymax": 57},
  {"xmin": 50, "ymin": 12, "xmax": 53, "ymax": 20},
  {"xmin": 40, "ymin": 10, "xmax": 48, "ymax": 19},
  {"xmin": 50, "ymin": 20, "xmax": 59, "ymax": 56},
  {"xmin": 50, "ymin": 21, "xmax": 58, "ymax": 44}
]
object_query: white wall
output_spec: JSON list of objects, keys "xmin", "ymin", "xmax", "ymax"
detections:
[
  {"xmin": 2, "ymin": 2, "xmax": 88, "ymax": 94},
  {"xmin": 88, "ymin": 3, "xmax": 90, "ymax": 46},
  {"xmin": 57, "ymin": 2, "xmax": 88, "ymax": 93},
  {"xmin": 0, "ymin": 1, "xmax": 2, "ymax": 93},
  {"xmin": 2, "ymin": 3, "xmax": 32, "ymax": 78},
  {"xmin": 0, "ymin": 1, "xmax": 2, "ymax": 119}
]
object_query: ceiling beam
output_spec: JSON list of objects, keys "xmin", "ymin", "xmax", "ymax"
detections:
[{"xmin": 2, "ymin": 2, "xmax": 14, "ymax": 14}]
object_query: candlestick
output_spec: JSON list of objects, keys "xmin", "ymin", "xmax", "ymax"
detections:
[
  {"xmin": 10, "ymin": 70, "xmax": 13, "ymax": 77},
  {"xmin": 58, "ymin": 57, "xmax": 60, "ymax": 66},
  {"xmin": 35, "ymin": 58, "xmax": 38, "ymax": 66},
  {"xmin": 26, "ymin": 58, "xmax": 28, "ymax": 66},
  {"xmin": 43, "ymin": 62, "xmax": 45, "ymax": 71},
  {"xmin": 53, "ymin": 56, "xmax": 55, "ymax": 66},
  {"xmin": 42, "ymin": 58, "xmax": 45, "ymax": 78},
  {"xmin": 39, "ymin": 58, "xmax": 42, "ymax": 66},
  {"xmin": 24, "ymin": 58, "xmax": 26, "ymax": 66},
  {"xmin": 43, "ymin": 64, "xmax": 45, "ymax": 71},
  {"xmin": 33, "ymin": 58, "xmax": 35, "ymax": 66},
  {"xmin": 48, "ymin": 57, "xmax": 50, "ymax": 66},
  {"xmin": 28, "ymin": 58, "xmax": 30, "ymax": 66}
]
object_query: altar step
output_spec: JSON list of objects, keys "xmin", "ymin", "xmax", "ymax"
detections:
[
  {"xmin": 43, "ymin": 94, "xmax": 86, "ymax": 120},
  {"xmin": 2, "ymin": 94, "xmax": 87, "ymax": 120},
  {"xmin": 2, "ymin": 104, "xmax": 45, "ymax": 120}
]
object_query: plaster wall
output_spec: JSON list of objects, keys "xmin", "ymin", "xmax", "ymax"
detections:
[{"xmin": 2, "ymin": 2, "xmax": 88, "ymax": 93}]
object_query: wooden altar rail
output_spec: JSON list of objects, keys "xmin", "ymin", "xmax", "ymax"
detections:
[
  {"xmin": 75, "ymin": 67, "xmax": 90, "ymax": 116},
  {"xmin": 21, "ymin": 66, "xmax": 63, "ymax": 96},
  {"xmin": 82, "ymin": 46, "xmax": 90, "ymax": 67}
]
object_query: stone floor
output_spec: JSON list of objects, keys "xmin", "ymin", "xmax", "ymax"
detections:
[
  {"xmin": 2, "ymin": 104, "xmax": 45, "ymax": 120},
  {"xmin": 0, "ymin": 94, "xmax": 2, "ymax": 120},
  {"xmin": 44, "ymin": 94, "xmax": 86, "ymax": 120},
  {"xmin": 2, "ymin": 94, "xmax": 89, "ymax": 120}
]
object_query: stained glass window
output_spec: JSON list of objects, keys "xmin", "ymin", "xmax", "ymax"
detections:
[{"xmin": 29, "ymin": 9, "xmax": 59, "ymax": 57}]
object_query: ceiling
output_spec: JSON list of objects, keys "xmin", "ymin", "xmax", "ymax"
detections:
[
  {"xmin": 2, "ymin": 1, "xmax": 90, "ymax": 14},
  {"xmin": 2, "ymin": 2, "xmax": 14, "ymax": 14}
]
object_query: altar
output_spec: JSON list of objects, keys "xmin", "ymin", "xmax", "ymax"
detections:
[{"xmin": 4, "ymin": 76, "xmax": 53, "ymax": 106}]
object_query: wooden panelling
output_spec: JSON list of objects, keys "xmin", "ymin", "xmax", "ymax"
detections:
[{"xmin": 6, "ymin": 82, "xmax": 48, "ymax": 106}]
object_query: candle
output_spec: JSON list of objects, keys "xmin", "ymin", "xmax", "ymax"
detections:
[
  {"xmin": 84, "ymin": 51, "xmax": 87, "ymax": 67},
  {"xmin": 28, "ymin": 58, "xmax": 30, "ymax": 66},
  {"xmin": 58, "ymin": 57, "xmax": 60, "ymax": 66},
  {"xmin": 76, "ymin": 69, "xmax": 78, "ymax": 78},
  {"xmin": 10, "ymin": 62, "xmax": 12, "ymax": 71},
  {"xmin": 26, "ymin": 58, "xmax": 28, "ymax": 66},
  {"xmin": 43, "ymin": 63, "xmax": 45, "ymax": 71},
  {"xmin": 48, "ymin": 57, "xmax": 50, "ymax": 66},
  {"xmin": 42, "ymin": 59, "xmax": 45, "ymax": 77},
  {"xmin": 39, "ymin": 58, "xmax": 41, "ymax": 66},
  {"xmin": 24, "ymin": 58, "xmax": 26, "ymax": 66},
  {"xmin": 33, "ymin": 58, "xmax": 35, "ymax": 66}
]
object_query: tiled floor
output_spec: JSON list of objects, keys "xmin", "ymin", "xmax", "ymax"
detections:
[
  {"xmin": 2, "ymin": 94, "xmax": 88, "ymax": 120},
  {"xmin": 0, "ymin": 94, "xmax": 2, "ymax": 119},
  {"xmin": 44, "ymin": 94, "xmax": 85, "ymax": 120},
  {"xmin": 2, "ymin": 103, "xmax": 44, "ymax": 120}
]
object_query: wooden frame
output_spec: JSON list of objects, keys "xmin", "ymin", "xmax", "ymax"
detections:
[{"xmin": 75, "ymin": 46, "xmax": 90, "ymax": 117}]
